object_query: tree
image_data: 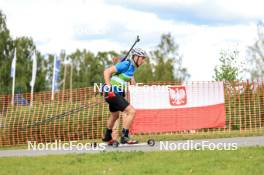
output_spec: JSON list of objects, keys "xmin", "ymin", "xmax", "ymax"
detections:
[
  {"xmin": 0, "ymin": 10, "xmax": 14, "ymax": 94},
  {"xmin": 14, "ymin": 37, "xmax": 37, "ymax": 93},
  {"xmin": 95, "ymin": 51, "xmax": 119, "ymax": 83},
  {"xmin": 34, "ymin": 51, "xmax": 49, "ymax": 92},
  {"xmin": 151, "ymin": 33, "xmax": 190, "ymax": 82},
  {"xmin": 66, "ymin": 50, "xmax": 117, "ymax": 89},
  {"xmin": 0, "ymin": 11, "xmax": 48, "ymax": 94},
  {"xmin": 44, "ymin": 54, "xmax": 56, "ymax": 90},
  {"xmin": 247, "ymin": 21, "xmax": 264, "ymax": 79},
  {"xmin": 97, "ymin": 51, "xmax": 118, "ymax": 68},
  {"xmin": 213, "ymin": 49, "xmax": 241, "ymax": 81},
  {"xmin": 134, "ymin": 57, "xmax": 154, "ymax": 83}
]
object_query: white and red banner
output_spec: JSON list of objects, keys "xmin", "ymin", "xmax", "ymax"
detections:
[{"xmin": 129, "ymin": 82, "xmax": 226, "ymax": 133}]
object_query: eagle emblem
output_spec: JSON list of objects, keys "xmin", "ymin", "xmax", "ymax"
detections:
[{"xmin": 168, "ymin": 86, "xmax": 187, "ymax": 106}]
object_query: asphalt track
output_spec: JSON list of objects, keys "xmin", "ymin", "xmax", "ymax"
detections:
[{"xmin": 0, "ymin": 136, "xmax": 263, "ymax": 157}]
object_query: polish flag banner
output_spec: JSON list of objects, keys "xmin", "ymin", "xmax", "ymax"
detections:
[{"xmin": 129, "ymin": 82, "xmax": 226, "ymax": 133}]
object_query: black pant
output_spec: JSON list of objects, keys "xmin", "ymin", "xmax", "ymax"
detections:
[{"xmin": 105, "ymin": 94, "xmax": 129, "ymax": 112}]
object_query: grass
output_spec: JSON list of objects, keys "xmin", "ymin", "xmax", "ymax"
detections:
[{"xmin": 0, "ymin": 146, "xmax": 263, "ymax": 175}]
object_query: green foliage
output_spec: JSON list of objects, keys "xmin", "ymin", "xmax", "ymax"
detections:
[
  {"xmin": 13, "ymin": 37, "xmax": 36, "ymax": 92},
  {"xmin": 0, "ymin": 11, "xmax": 48, "ymax": 94},
  {"xmin": 134, "ymin": 58, "xmax": 154, "ymax": 83},
  {"xmin": 34, "ymin": 52, "xmax": 50, "ymax": 92},
  {"xmin": 0, "ymin": 10, "xmax": 14, "ymax": 94},
  {"xmin": 0, "ymin": 147, "xmax": 264, "ymax": 175},
  {"xmin": 213, "ymin": 49, "xmax": 241, "ymax": 81},
  {"xmin": 64, "ymin": 50, "xmax": 117, "ymax": 88},
  {"xmin": 151, "ymin": 33, "xmax": 190, "ymax": 82}
]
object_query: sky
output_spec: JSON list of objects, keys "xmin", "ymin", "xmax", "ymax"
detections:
[{"xmin": 0, "ymin": 0, "xmax": 263, "ymax": 80}]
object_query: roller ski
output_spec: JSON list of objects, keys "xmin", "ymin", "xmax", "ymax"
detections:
[
  {"xmin": 109, "ymin": 139, "xmax": 155, "ymax": 148},
  {"xmin": 102, "ymin": 129, "xmax": 139, "ymax": 147}
]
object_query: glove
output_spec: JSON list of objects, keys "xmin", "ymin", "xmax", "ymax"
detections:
[
  {"xmin": 102, "ymin": 84, "xmax": 116, "ymax": 99},
  {"xmin": 107, "ymin": 91, "xmax": 116, "ymax": 98}
]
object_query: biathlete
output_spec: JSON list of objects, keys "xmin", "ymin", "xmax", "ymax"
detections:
[{"xmin": 102, "ymin": 48, "xmax": 147, "ymax": 144}]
